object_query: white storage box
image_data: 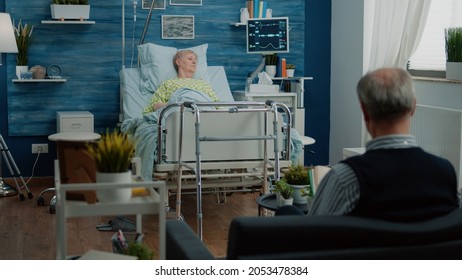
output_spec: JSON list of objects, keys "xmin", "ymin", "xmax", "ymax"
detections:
[
  {"xmin": 57, "ymin": 111, "xmax": 94, "ymax": 133},
  {"xmin": 249, "ymin": 84, "xmax": 280, "ymax": 93}
]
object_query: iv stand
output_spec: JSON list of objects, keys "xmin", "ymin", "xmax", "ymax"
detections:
[{"xmin": 245, "ymin": 55, "xmax": 266, "ymax": 92}]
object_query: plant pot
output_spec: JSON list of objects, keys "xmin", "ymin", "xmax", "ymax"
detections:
[
  {"xmin": 96, "ymin": 171, "xmax": 132, "ymax": 203},
  {"xmin": 286, "ymin": 69, "xmax": 295, "ymax": 78},
  {"xmin": 290, "ymin": 184, "xmax": 309, "ymax": 204},
  {"xmin": 50, "ymin": 4, "xmax": 90, "ymax": 20},
  {"xmin": 280, "ymin": 197, "xmax": 293, "ymax": 206},
  {"xmin": 16, "ymin": 65, "xmax": 28, "ymax": 79},
  {"xmin": 276, "ymin": 193, "xmax": 294, "ymax": 206},
  {"xmin": 446, "ymin": 62, "xmax": 462, "ymax": 80}
]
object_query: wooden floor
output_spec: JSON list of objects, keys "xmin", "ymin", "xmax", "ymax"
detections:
[{"xmin": 0, "ymin": 183, "xmax": 261, "ymax": 260}]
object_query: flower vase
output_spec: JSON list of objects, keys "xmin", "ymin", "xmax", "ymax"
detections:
[
  {"xmin": 265, "ymin": 65, "xmax": 276, "ymax": 78},
  {"xmin": 16, "ymin": 65, "xmax": 28, "ymax": 79},
  {"xmin": 280, "ymin": 197, "xmax": 293, "ymax": 206},
  {"xmin": 96, "ymin": 171, "xmax": 132, "ymax": 203},
  {"xmin": 286, "ymin": 69, "xmax": 295, "ymax": 78},
  {"xmin": 291, "ymin": 184, "xmax": 309, "ymax": 204},
  {"xmin": 446, "ymin": 62, "xmax": 462, "ymax": 80}
]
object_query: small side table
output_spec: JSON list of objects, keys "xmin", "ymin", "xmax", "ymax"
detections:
[
  {"xmin": 48, "ymin": 131, "xmax": 101, "ymax": 142},
  {"xmin": 256, "ymin": 193, "xmax": 309, "ymax": 216},
  {"xmin": 37, "ymin": 131, "xmax": 101, "ymax": 211},
  {"xmin": 49, "ymin": 131, "xmax": 101, "ymax": 203}
]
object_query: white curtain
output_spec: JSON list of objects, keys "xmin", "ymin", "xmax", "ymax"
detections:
[
  {"xmin": 361, "ymin": 0, "xmax": 432, "ymax": 145},
  {"xmin": 363, "ymin": 0, "xmax": 433, "ymax": 72}
]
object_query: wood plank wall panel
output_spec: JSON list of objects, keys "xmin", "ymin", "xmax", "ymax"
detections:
[{"xmin": 6, "ymin": 0, "xmax": 305, "ymax": 136}]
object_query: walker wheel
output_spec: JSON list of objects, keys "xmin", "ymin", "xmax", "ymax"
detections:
[
  {"xmin": 19, "ymin": 194, "xmax": 25, "ymax": 201},
  {"xmin": 49, "ymin": 205, "xmax": 56, "ymax": 214},
  {"xmin": 27, "ymin": 192, "xmax": 33, "ymax": 199},
  {"xmin": 37, "ymin": 197, "xmax": 45, "ymax": 206}
]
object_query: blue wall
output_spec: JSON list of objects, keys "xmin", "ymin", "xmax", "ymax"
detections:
[
  {"xmin": 0, "ymin": 0, "xmax": 331, "ymax": 177},
  {"xmin": 304, "ymin": 0, "xmax": 331, "ymax": 166}
]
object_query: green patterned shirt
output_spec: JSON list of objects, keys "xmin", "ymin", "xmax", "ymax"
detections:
[{"xmin": 144, "ymin": 78, "xmax": 218, "ymax": 113}]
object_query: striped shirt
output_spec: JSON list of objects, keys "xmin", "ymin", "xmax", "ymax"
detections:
[{"xmin": 308, "ymin": 134, "xmax": 419, "ymax": 216}]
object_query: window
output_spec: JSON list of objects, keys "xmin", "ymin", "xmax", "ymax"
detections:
[{"xmin": 408, "ymin": 0, "xmax": 462, "ymax": 72}]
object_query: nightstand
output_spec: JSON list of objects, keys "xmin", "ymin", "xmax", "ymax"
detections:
[{"xmin": 57, "ymin": 111, "xmax": 94, "ymax": 133}]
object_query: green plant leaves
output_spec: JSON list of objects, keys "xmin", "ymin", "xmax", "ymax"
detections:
[
  {"xmin": 86, "ymin": 129, "xmax": 135, "ymax": 173},
  {"xmin": 283, "ymin": 164, "xmax": 310, "ymax": 185},
  {"xmin": 445, "ymin": 27, "xmax": 462, "ymax": 62},
  {"xmin": 13, "ymin": 20, "xmax": 34, "ymax": 66}
]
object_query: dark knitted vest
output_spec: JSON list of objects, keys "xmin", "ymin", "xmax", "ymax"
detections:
[{"xmin": 342, "ymin": 147, "xmax": 458, "ymax": 222}]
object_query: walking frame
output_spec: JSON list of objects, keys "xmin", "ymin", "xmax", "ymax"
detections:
[
  {"xmin": 156, "ymin": 100, "xmax": 291, "ymax": 240},
  {"xmin": 0, "ymin": 134, "xmax": 33, "ymax": 200}
]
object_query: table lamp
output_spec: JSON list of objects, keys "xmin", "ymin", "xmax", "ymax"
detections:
[
  {"xmin": 0, "ymin": 13, "xmax": 19, "ymax": 196},
  {"xmin": 0, "ymin": 13, "xmax": 18, "ymax": 65}
]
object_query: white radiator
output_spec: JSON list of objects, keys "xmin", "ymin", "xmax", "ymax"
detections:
[{"xmin": 411, "ymin": 104, "xmax": 462, "ymax": 190}]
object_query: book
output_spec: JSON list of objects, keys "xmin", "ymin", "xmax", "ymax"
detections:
[
  {"xmin": 247, "ymin": 0, "xmax": 254, "ymax": 18},
  {"xmin": 281, "ymin": 58, "xmax": 287, "ymax": 77},
  {"xmin": 259, "ymin": 1, "xmax": 265, "ymax": 18},
  {"xmin": 254, "ymin": 0, "xmax": 259, "ymax": 19},
  {"xmin": 276, "ymin": 56, "xmax": 283, "ymax": 77}
]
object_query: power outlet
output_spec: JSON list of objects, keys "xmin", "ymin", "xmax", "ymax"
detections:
[{"xmin": 32, "ymin": 144, "xmax": 48, "ymax": 154}]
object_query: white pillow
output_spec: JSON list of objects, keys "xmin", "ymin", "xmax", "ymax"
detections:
[{"xmin": 138, "ymin": 43, "xmax": 209, "ymax": 95}]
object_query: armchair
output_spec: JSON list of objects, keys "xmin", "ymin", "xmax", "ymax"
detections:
[{"xmin": 166, "ymin": 208, "xmax": 462, "ymax": 260}]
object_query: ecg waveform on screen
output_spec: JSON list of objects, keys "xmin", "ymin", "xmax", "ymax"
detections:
[{"xmin": 247, "ymin": 18, "xmax": 288, "ymax": 53}]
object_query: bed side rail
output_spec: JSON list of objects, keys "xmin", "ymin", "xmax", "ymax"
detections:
[{"xmin": 156, "ymin": 101, "xmax": 291, "ymax": 164}]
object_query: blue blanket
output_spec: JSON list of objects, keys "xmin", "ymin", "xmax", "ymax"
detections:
[
  {"xmin": 121, "ymin": 88, "xmax": 217, "ymax": 180},
  {"xmin": 121, "ymin": 88, "xmax": 303, "ymax": 181}
]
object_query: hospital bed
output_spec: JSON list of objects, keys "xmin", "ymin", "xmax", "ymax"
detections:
[{"xmin": 120, "ymin": 65, "xmax": 295, "ymax": 238}]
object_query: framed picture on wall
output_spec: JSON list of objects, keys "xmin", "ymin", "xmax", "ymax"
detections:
[
  {"xmin": 142, "ymin": 0, "xmax": 166, "ymax": 9},
  {"xmin": 161, "ymin": 15, "xmax": 195, "ymax": 39},
  {"xmin": 169, "ymin": 0, "xmax": 202, "ymax": 6}
]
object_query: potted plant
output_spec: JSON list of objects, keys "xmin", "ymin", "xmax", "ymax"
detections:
[
  {"xmin": 274, "ymin": 179, "xmax": 293, "ymax": 206},
  {"xmin": 13, "ymin": 20, "xmax": 34, "ymax": 79},
  {"xmin": 51, "ymin": 0, "xmax": 91, "ymax": 21},
  {"xmin": 445, "ymin": 27, "xmax": 462, "ymax": 80},
  {"xmin": 265, "ymin": 53, "xmax": 278, "ymax": 78},
  {"xmin": 86, "ymin": 129, "xmax": 135, "ymax": 203},
  {"xmin": 286, "ymin": 64, "xmax": 296, "ymax": 78},
  {"xmin": 124, "ymin": 243, "xmax": 155, "ymax": 260},
  {"xmin": 282, "ymin": 164, "xmax": 310, "ymax": 204}
]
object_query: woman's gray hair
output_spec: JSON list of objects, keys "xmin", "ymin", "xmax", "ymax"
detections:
[
  {"xmin": 357, "ymin": 68, "xmax": 415, "ymax": 122},
  {"xmin": 173, "ymin": 49, "xmax": 196, "ymax": 72}
]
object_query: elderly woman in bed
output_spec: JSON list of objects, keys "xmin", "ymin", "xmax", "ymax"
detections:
[{"xmin": 143, "ymin": 50, "xmax": 219, "ymax": 113}]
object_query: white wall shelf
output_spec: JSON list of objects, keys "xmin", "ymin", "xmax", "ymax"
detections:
[
  {"xmin": 230, "ymin": 22, "xmax": 246, "ymax": 27},
  {"xmin": 272, "ymin": 77, "xmax": 314, "ymax": 81},
  {"xmin": 12, "ymin": 79, "xmax": 67, "ymax": 83},
  {"xmin": 41, "ymin": 20, "xmax": 95, "ymax": 24}
]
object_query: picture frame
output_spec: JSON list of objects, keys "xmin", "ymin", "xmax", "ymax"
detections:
[
  {"xmin": 161, "ymin": 15, "xmax": 195, "ymax": 40},
  {"xmin": 169, "ymin": 0, "xmax": 202, "ymax": 6},
  {"xmin": 142, "ymin": 0, "xmax": 166, "ymax": 10}
]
